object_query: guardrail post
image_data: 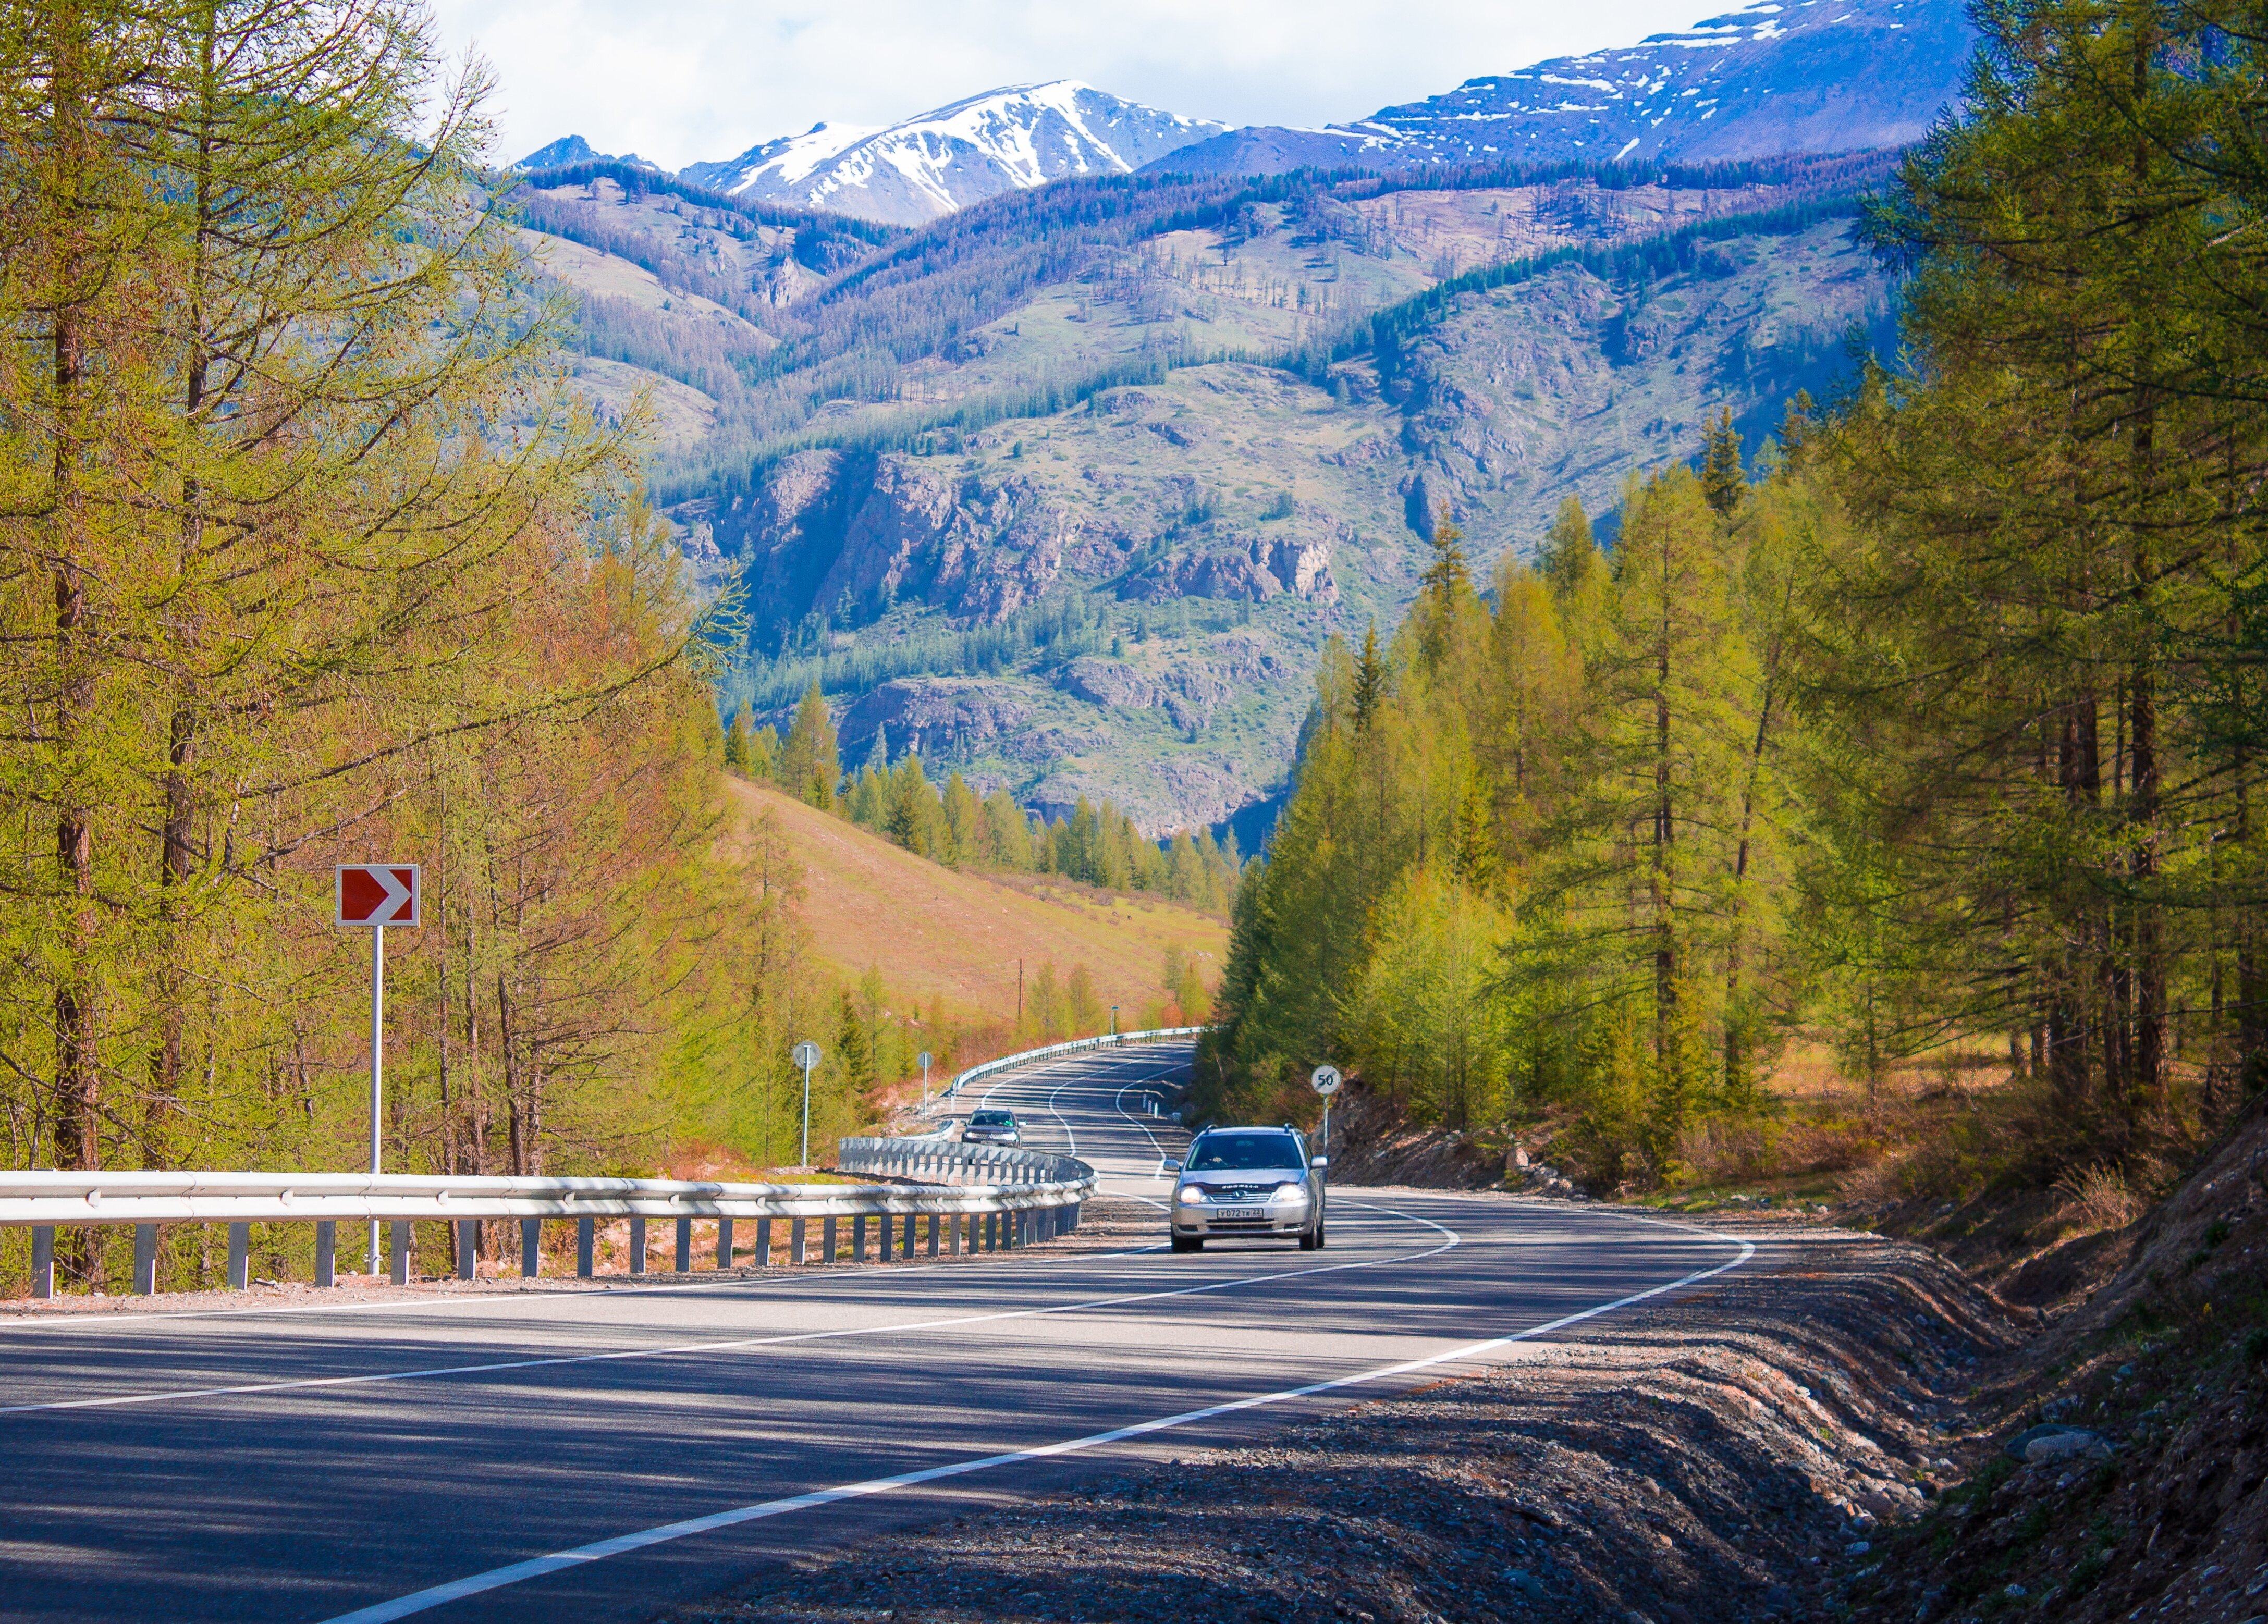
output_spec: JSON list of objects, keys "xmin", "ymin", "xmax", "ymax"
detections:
[
  {"xmin": 133, "ymin": 1224, "xmax": 157, "ymax": 1293},
  {"xmin": 30, "ymin": 1226, "xmax": 53, "ymax": 1298},
  {"xmin": 316, "ymin": 1221, "xmax": 335, "ymax": 1287},
  {"xmin": 852, "ymin": 1213, "xmax": 867, "ymax": 1263},
  {"xmin": 457, "ymin": 1220, "xmax": 479, "ymax": 1280},
  {"xmin": 791, "ymin": 1216, "xmax": 807, "ymax": 1264},
  {"xmin": 906, "ymin": 1214, "xmax": 919, "ymax": 1259},
  {"xmin": 675, "ymin": 1216, "xmax": 691, "ymax": 1272},
  {"xmin": 577, "ymin": 1216, "xmax": 595, "ymax": 1278},
  {"xmin": 389, "ymin": 1220, "xmax": 410, "ymax": 1285},
  {"xmin": 823, "ymin": 1215, "xmax": 838, "ymax": 1262},
  {"xmin": 947, "ymin": 1212, "xmax": 961, "ymax": 1254},
  {"xmin": 629, "ymin": 1216, "xmax": 647, "ymax": 1275},
  {"xmin": 227, "ymin": 1222, "xmax": 250, "ymax": 1289},
  {"xmin": 521, "ymin": 1217, "xmax": 541, "ymax": 1278},
  {"xmin": 754, "ymin": 1216, "xmax": 770, "ymax": 1267},
  {"xmin": 718, "ymin": 1217, "xmax": 734, "ymax": 1269}
]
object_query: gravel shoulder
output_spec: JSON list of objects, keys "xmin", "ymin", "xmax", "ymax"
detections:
[{"xmin": 663, "ymin": 1201, "xmax": 2030, "ymax": 1624}]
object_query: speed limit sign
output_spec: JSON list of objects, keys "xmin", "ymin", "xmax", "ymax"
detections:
[{"xmin": 1311, "ymin": 1065, "xmax": 1342, "ymax": 1096}]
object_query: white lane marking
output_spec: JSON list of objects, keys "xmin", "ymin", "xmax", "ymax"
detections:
[
  {"xmin": 0, "ymin": 1206, "xmax": 1457, "ymax": 1418},
  {"xmin": 0, "ymin": 1232, "xmax": 1162, "ymax": 1336},
  {"xmin": 317, "ymin": 1215, "xmax": 1755, "ymax": 1624}
]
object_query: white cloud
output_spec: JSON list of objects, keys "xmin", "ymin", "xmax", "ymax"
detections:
[{"xmin": 428, "ymin": 0, "xmax": 1731, "ymax": 170}]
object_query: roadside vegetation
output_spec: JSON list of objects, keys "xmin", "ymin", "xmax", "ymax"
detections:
[
  {"xmin": 1205, "ymin": 0, "xmax": 2268, "ymax": 1245},
  {"xmin": 0, "ymin": 0, "xmax": 1190, "ymax": 1297}
]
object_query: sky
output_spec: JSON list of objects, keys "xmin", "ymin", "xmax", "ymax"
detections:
[{"xmin": 427, "ymin": 0, "xmax": 1734, "ymax": 171}]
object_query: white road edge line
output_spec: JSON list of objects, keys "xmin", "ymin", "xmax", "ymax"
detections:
[
  {"xmin": 318, "ymin": 1216, "xmax": 1756, "ymax": 1624},
  {"xmin": 0, "ymin": 1207, "xmax": 1457, "ymax": 1417}
]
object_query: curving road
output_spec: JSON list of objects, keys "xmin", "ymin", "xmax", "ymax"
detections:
[{"xmin": 0, "ymin": 1042, "xmax": 1750, "ymax": 1624}]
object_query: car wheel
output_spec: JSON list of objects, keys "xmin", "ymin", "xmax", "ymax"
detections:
[
  {"xmin": 1170, "ymin": 1234, "xmax": 1202, "ymax": 1253},
  {"xmin": 1298, "ymin": 1223, "xmax": 1320, "ymax": 1251},
  {"xmin": 1315, "ymin": 1216, "xmax": 1326, "ymax": 1249}
]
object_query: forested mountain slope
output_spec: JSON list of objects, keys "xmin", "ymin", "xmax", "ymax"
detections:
[{"xmin": 507, "ymin": 155, "xmax": 1894, "ymax": 832}]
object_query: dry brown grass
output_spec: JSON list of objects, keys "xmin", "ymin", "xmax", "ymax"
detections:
[{"xmin": 719, "ymin": 779, "xmax": 1229, "ymax": 1029}]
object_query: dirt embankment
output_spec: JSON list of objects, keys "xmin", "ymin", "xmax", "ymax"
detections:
[
  {"xmin": 669, "ymin": 1214, "xmax": 2029, "ymax": 1624},
  {"xmin": 1313, "ymin": 1084, "xmax": 1518, "ymax": 1192},
  {"xmin": 1839, "ymin": 1098, "xmax": 2268, "ymax": 1624}
]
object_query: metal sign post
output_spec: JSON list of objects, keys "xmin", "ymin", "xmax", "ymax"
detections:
[
  {"xmin": 792, "ymin": 1041, "xmax": 820, "ymax": 1167},
  {"xmin": 336, "ymin": 865, "xmax": 421, "ymax": 1274},
  {"xmin": 918, "ymin": 1050, "xmax": 933, "ymax": 1108},
  {"xmin": 1310, "ymin": 1065, "xmax": 1342, "ymax": 1160}
]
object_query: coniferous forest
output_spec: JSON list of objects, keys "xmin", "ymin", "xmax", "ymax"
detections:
[
  {"xmin": 0, "ymin": 1, "xmax": 982, "ymax": 1287},
  {"xmin": 1206, "ymin": 0, "xmax": 2268, "ymax": 1205}
]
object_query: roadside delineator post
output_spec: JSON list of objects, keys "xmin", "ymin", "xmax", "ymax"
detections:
[
  {"xmin": 133, "ymin": 1223, "xmax": 157, "ymax": 1294},
  {"xmin": 227, "ymin": 1222, "xmax": 250, "ymax": 1289},
  {"xmin": 315, "ymin": 1222, "xmax": 336, "ymax": 1287},
  {"xmin": 792, "ymin": 1040, "xmax": 820, "ymax": 1166}
]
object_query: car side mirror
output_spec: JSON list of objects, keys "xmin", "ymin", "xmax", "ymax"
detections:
[
  {"xmin": 1162, "ymin": 1159, "xmax": 1182, "ymax": 1174},
  {"xmin": 1310, "ymin": 1156, "xmax": 1329, "ymax": 1169}
]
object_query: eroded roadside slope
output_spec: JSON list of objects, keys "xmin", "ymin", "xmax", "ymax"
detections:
[{"xmin": 668, "ymin": 1211, "xmax": 2025, "ymax": 1624}]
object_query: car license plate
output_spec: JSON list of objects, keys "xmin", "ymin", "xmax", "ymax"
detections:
[{"xmin": 1215, "ymin": 1207, "xmax": 1263, "ymax": 1221}]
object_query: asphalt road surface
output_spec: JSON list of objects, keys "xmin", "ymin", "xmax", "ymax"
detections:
[{"xmin": 0, "ymin": 1042, "xmax": 1751, "ymax": 1624}]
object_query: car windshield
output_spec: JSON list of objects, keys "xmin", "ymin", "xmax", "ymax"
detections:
[
  {"xmin": 1187, "ymin": 1132, "xmax": 1303, "ymax": 1172},
  {"xmin": 969, "ymin": 1112, "xmax": 1014, "ymax": 1127}
]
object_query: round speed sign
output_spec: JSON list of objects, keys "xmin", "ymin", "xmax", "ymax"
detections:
[
  {"xmin": 1310, "ymin": 1065, "xmax": 1342, "ymax": 1096},
  {"xmin": 793, "ymin": 1041, "xmax": 820, "ymax": 1069}
]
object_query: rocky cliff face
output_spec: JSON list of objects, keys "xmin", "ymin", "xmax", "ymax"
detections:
[{"xmin": 700, "ymin": 216, "xmax": 1891, "ymax": 834}]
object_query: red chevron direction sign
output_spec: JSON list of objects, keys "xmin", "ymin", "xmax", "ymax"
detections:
[{"xmin": 335, "ymin": 864, "xmax": 420, "ymax": 927}]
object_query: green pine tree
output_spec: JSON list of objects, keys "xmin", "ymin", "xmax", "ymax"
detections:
[{"xmin": 1700, "ymin": 407, "xmax": 1745, "ymax": 516}]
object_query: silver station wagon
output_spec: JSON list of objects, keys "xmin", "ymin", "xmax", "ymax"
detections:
[{"xmin": 1164, "ymin": 1126, "xmax": 1327, "ymax": 1252}]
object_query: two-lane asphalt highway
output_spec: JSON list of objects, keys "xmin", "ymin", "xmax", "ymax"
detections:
[{"xmin": 0, "ymin": 1043, "xmax": 1750, "ymax": 1624}]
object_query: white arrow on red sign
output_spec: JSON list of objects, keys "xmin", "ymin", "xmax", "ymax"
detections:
[{"xmin": 336, "ymin": 864, "xmax": 421, "ymax": 927}]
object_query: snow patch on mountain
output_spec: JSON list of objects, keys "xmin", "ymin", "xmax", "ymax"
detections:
[
  {"xmin": 1147, "ymin": 0, "xmax": 1969, "ymax": 175},
  {"xmin": 683, "ymin": 81, "xmax": 1228, "ymax": 225}
]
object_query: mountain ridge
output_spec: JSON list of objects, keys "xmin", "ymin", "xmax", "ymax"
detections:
[
  {"xmin": 1150, "ymin": 0, "xmax": 1968, "ymax": 175},
  {"xmin": 680, "ymin": 81, "xmax": 1228, "ymax": 225}
]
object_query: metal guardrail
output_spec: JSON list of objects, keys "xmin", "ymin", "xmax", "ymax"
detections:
[
  {"xmin": 937, "ymin": 1025, "xmax": 1205, "ymax": 1106},
  {"xmin": 0, "ymin": 1136, "xmax": 1096, "ymax": 1300}
]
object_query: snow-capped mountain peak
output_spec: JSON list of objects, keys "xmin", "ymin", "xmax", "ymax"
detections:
[
  {"xmin": 1148, "ymin": 0, "xmax": 1970, "ymax": 176},
  {"xmin": 682, "ymin": 81, "xmax": 1228, "ymax": 224}
]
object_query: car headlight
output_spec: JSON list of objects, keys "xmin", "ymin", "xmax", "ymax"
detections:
[
  {"xmin": 1270, "ymin": 1184, "xmax": 1309, "ymax": 1204},
  {"xmin": 1176, "ymin": 1185, "xmax": 1208, "ymax": 1205}
]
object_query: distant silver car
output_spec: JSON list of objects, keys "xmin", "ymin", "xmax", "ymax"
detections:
[
  {"xmin": 961, "ymin": 1109, "xmax": 1021, "ymax": 1146},
  {"xmin": 1164, "ymin": 1126, "xmax": 1327, "ymax": 1252}
]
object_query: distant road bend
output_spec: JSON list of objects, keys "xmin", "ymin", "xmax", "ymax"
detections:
[{"xmin": 0, "ymin": 1041, "xmax": 1753, "ymax": 1624}]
